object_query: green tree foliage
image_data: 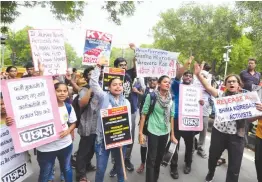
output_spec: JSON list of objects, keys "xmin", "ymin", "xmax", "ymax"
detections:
[
  {"xmin": 1, "ymin": 1, "xmax": 139, "ymax": 33},
  {"xmin": 236, "ymin": 1, "xmax": 262, "ymax": 65},
  {"xmin": 152, "ymin": 4, "xmax": 256, "ymax": 76},
  {"xmin": 109, "ymin": 47, "xmax": 135, "ymax": 68}
]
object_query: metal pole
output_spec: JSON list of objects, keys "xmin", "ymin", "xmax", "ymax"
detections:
[
  {"xmin": 1, "ymin": 45, "xmax": 5, "ymax": 71},
  {"xmin": 224, "ymin": 61, "xmax": 228, "ymax": 79}
]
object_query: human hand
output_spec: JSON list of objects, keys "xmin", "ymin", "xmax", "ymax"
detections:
[
  {"xmin": 60, "ymin": 129, "xmax": 71, "ymax": 138},
  {"xmin": 129, "ymin": 43, "xmax": 136, "ymax": 50},
  {"xmin": 138, "ymin": 133, "xmax": 144, "ymax": 145},
  {"xmin": 171, "ymin": 135, "xmax": 178, "ymax": 144},
  {"xmin": 256, "ymin": 103, "xmax": 262, "ymax": 112},
  {"xmin": 199, "ymin": 100, "xmax": 205, "ymax": 106},
  {"xmin": 194, "ymin": 62, "xmax": 202, "ymax": 76},
  {"xmin": 6, "ymin": 116, "xmax": 14, "ymax": 126}
]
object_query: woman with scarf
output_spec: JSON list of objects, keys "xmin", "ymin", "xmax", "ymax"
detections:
[
  {"xmin": 138, "ymin": 75, "xmax": 177, "ymax": 182},
  {"xmin": 194, "ymin": 63, "xmax": 247, "ymax": 182},
  {"xmin": 90, "ymin": 61, "xmax": 132, "ymax": 182}
]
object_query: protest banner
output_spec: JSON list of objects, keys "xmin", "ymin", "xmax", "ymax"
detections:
[
  {"xmin": 214, "ymin": 91, "xmax": 262, "ymax": 122},
  {"xmin": 135, "ymin": 47, "xmax": 179, "ymax": 78},
  {"xmin": 179, "ymin": 84, "xmax": 203, "ymax": 131},
  {"xmin": 102, "ymin": 67, "xmax": 125, "ymax": 92},
  {"xmin": 100, "ymin": 106, "xmax": 132, "ymax": 150},
  {"xmin": 82, "ymin": 30, "xmax": 112, "ymax": 66},
  {"xmin": 28, "ymin": 29, "xmax": 67, "ymax": 75},
  {"xmin": 1, "ymin": 76, "xmax": 63, "ymax": 153},
  {"xmin": 0, "ymin": 123, "xmax": 33, "ymax": 182}
]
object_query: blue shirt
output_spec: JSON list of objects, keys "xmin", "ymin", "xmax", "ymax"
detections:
[
  {"xmin": 240, "ymin": 70, "xmax": 261, "ymax": 91},
  {"xmin": 171, "ymin": 79, "xmax": 180, "ymax": 119}
]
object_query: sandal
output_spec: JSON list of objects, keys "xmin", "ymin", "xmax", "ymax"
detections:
[
  {"xmin": 217, "ymin": 158, "xmax": 226, "ymax": 166},
  {"xmin": 79, "ymin": 177, "xmax": 90, "ymax": 182},
  {"xmin": 136, "ymin": 163, "xmax": 145, "ymax": 174}
]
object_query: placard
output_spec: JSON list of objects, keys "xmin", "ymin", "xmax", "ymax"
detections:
[
  {"xmin": 135, "ymin": 48, "xmax": 179, "ymax": 78},
  {"xmin": 1, "ymin": 76, "xmax": 63, "ymax": 153},
  {"xmin": 28, "ymin": 29, "xmax": 67, "ymax": 75},
  {"xmin": 83, "ymin": 30, "xmax": 112, "ymax": 66},
  {"xmin": 179, "ymin": 84, "xmax": 203, "ymax": 131},
  {"xmin": 100, "ymin": 106, "xmax": 132, "ymax": 150},
  {"xmin": 102, "ymin": 67, "xmax": 125, "ymax": 92},
  {"xmin": 0, "ymin": 123, "xmax": 33, "ymax": 182},
  {"xmin": 214, "ymin": 91, "xmax": 262, "ymax": 122}
]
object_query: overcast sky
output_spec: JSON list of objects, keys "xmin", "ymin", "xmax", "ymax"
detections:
[{"xmin": 9, "ymin": 0, "xmax": 234, "ymax": 57}]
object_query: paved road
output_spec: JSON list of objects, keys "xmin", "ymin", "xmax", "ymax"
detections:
[{"xmin": 25, "ymin": 128, "xmax": 257, "ymax": 182}]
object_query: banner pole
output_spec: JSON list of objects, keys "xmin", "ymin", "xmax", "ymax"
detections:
[{"xmin": 120, "ymin": 147, "xmax": 127, "ymax": 180}]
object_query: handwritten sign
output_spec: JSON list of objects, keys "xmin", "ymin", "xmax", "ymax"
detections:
[
  {"xmin": 135, "ymin": 48, "xmax": 179, "ymax": 78},
  {"xmin": 0, "ymin": 123, "xmax": 33, "ymax": 182},
  {"xmin": 179, "ymin": 84, "xmax": 203, "ymax": 131},
  {"xmin": 1, "ymin": 76, "xmax": 63, "ymax": 153},
  {"xmin": 83, "ymin": 30, "xmax": 112, "ymax": 66},
  {"xmin": 214, "ymin": 91, "xmax": 262, "ymax": 122},
  {"xmin": 100, "ymin": 106, "xmax": 132, "ymax": 150},
  {"xmin": 102, "ymin": 67, "xmax": 125, "ymax": 92},
  {"xmin": 28, "ymin": 29, "xmax": 67, "ymax": 75}
]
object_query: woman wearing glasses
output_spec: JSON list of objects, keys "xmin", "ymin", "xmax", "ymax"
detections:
[{"xmin": 194, "ymin": 63, "xmax": 248, "ymax": 182}]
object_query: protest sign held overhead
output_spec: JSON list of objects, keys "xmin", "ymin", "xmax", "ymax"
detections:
[
  {"xmin": 214, "ymin": 91, "xmax": 262, "ymax": 123},
  {"xmin": 0, "ymin": 122, "xmax": 33, "ymax": 182},
  {"xmin": 1, "ymin": 76, "xmax": 63, "ymax": 153},
  {"xmin": 135, "ymin": 48, "xmax": 179, "ymax": 78},
  {"xmin": 102, "ymin": 67, "xmax": 125, "ymax": 92},
  {"xmin": 179, "ymin": 84, "xmax": 203, "ymax": 131},
  {"xmin": 28, "ymin": 29, "xmax": 67, "ymax": 75},
  {"xmin": 83, "ymin": 30, "xmax": 112, "ymax": 66},
  {"xmin": 100, "ymin": 106, "xmax": 132, "ymax": 150}
]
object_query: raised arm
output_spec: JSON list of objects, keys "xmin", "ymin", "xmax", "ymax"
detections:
[
  {"xmin": 176, "ymin": 56, "xmax": 194, "ymax": 80},
  {"xmin": 65, "ymin": 71, "xmax": 81, "ymax": 92},
  {"xmin": 89, "ymin": 65, "xmax": 104, "ymax": 98},
  {"xmin": 194, "ymin": 63, "xmax": 218, "ymax": 97}
]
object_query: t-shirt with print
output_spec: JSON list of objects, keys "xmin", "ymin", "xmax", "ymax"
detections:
[{"xmin": 37, "ymin": 104, "xmax": 77, "ymax": 152}]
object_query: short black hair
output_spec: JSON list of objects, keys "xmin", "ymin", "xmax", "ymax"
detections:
[
  {"xmin": 204, "ymin": 63, "xmax": 211, "ymax": 72},
  {"xmin": 25, "ymin": 62, "xmax": 34, "ymax": 69},
  {"xmin": 183, "ymin": 70, "xmax": 193, "ymax": 76},
  {"xmin": 248, "ymin": 58, "xmax": 257, "ymax": 64},
  {"xmin": 6, "ymin": 66, "xmax": 17, "ymax": 73},
  {"xmin": 83, "ymin": 66, "xmax": 94, "ymax": 78},
  {"xmin": 73, "ymin": 68, "xmax": 77, "ymax": 72},
  {"xmin": 108, "ymin": 77, "xmax": 121, "ymax": 87},
  {"xmin": 54, "ymin": 82, "xmax": 68, "ymax": 91},
  {"xmin": 113, "ymin": 57, "xmax": 127, "ymax": 68}
]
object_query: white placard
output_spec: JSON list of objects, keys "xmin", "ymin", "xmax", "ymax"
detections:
[
  {"xmin": 135, "ymin": 48, "xmax": 179, "ymax": 78},
  {"xmin": 28, "ymin": 29, "xmax": 67, "ymax": 75},
  {"xmin": 214, "ymin": 91, "xmax": 262, "ymax": 122},
  {"xmin": 7, "ymin": 79, "xmax": 54, "ymax": 128}
]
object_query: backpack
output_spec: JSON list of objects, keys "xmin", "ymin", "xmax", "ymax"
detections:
[
  {"xmin": 71, "ymin": 84, "xmax": 92, "ymax": 128},
  {"xmin": 139, "ymin": 90, "xmax": 157, "ymax": 135}
]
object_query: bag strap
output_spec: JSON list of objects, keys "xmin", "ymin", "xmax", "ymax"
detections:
[{"xmin": 145, "ymin": 91, "xmax": 157, "ymax": 123}]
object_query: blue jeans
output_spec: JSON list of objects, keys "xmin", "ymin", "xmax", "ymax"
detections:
[
  {"xmin": 95, "ymin": 141, "xmax": 126, "ymax": 182},
  {"xmin": 48, "ymin": 164, "xmax": 65, "ymax": 181},
  {"xmin": 37, "ymin": 144, "xmax": 73, "ymax": 182}
]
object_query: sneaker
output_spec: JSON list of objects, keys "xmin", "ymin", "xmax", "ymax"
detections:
[
  {"xmin": 170, "ymin": 168, "xmax": 179, "ymax": 179},
  {"xmin": 125, "ymin": 159, "xmax": 134, "ymax": 171},
  {"xmin": 205, "ymin": 171, "xmax": 214, "ymax": 182},
  {"xmin": 184, "ymin": 165, "xmax": 191, "ymax": 174},
  {"xmin": 109, "ymin": 165, "xmax": 117, "ymax": 177},
  {"xmin": 197, "ymin": 148, "xmax": 207, "ymax": 159}
]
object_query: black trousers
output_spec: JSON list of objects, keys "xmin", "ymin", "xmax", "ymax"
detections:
[
  {"xmin": 255, "ymin": 136, "xmax": 262, "ymax": 182},
  {"xmin": 169, "ymin": 130, "xmax": 194, "ymax": 169},
  {"xmin": 76, "ymin": 134, "xmax": 96, "ymax": 179},
  {"xmin": 146, "ymin": 132, "xmax": 168, "ymax": 182},
  {"xmin": 209, "ymin": 127, "xmax": 244, "ymax": 182},
  {"xmin": 141, "ymin": 146, "xmax": 147, "ymax": 164}
]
